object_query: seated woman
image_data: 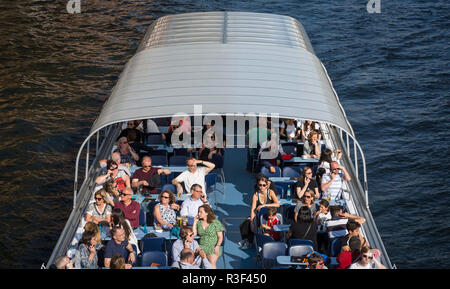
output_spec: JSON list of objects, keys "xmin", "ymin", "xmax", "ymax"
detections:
[
  {"xmin": 103, "ymin": 179, "xmax": 120, "ymax": 207},
  {"xmin": 198, "ymin": 127, "xmax": 225, "ymax": 168},
  {"xmin": 287, "ymin": 206, "xmax": 318, "ymax": 249},
  {"xmin": 109, "ymin": 207, "xmax": 139, "ymax": 255},
  {"xmin": 250, "ymin": 175, "xmax": 280, "ymax": 233},
  {"xmin": 85, "ymin": 189, "xmax": 112, "ymax": 225},
  {"xmin": 260, "ymin": 207, "xmax": 282, "ymax": 241},
  {"xmin": 74, "ymin": 230, "xmax": 103, "ymax": 269},
  {"xmin": 292, "ymin": 166, "xmax": 320, "ymax": 200},
  {"xmin": 258, "ymin": 133, "xmax": 284, "ymax": 174},
  {"xmin": 302, "ymin": 131, "xmax": 321, "ymax": 159},
  {"xmin": 318, "ymin": 148, "xmax": 342, "ymax": 175},
  {"xmin": 280, "ymin": 118, "xmax": 301, "ymax": 141},
  {"xmin": 83, "ymin": 221, "xmax": 101, "ymax": 245},
  {"xmin": 153, "ymin": 190, "xmax": 180, "ymax": 230},
  {"xmin": 193, "ymin": 205, "xmax": 224, "ymax": 269},
  {"xmin": 301, "ymin": 120, "xmax": 322, "ymax": 142},
  {"xmin": 95, "ymin": 160, "xmax": 131, "ymax": 193},
  {"xmin": 294, "ymin": 189, "xmax": 318, "ymax": 222}
]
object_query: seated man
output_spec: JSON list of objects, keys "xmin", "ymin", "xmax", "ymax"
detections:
[
  {"xmin": 131, "ymin": 156, "xmax": 171, "ymax": 195},
  {"xmin": 104, "ymin": 227, "xmax": 136, "ymax": 268},
  {"xmin": 114, "ymin": 187, "xmax": 140, "ymax": 229},
  {"xmin": 172, "ymin": 157, "xmax": 215, "ymax": 195},
  {"xmin": 171, "ymin": 227, "xmax": 201, "ymax": 266},
  {"xmin": 325, "ymin": 205, "xmax": 365, "ymax": 239},
  {"xmin": 321, "ymin": 161, "xmax": 351, "ymax": 201},
  {"xmin": 341, "ymin": 219, "xmax": 370, "ymax": 251},
  {"xmin": 171, "ymin": 248, "xmax": 212, "ymax": 269},
  {"xmin": 113, "ymin": 136, "xmax": 139, "ymax": 167},
  {"xmin": 348, "ymin": 246, "xmax": 386, "ymax": 269},
  {"xmin": 179, "ymin": 184, "xmax": 209, "ymax": 219}
]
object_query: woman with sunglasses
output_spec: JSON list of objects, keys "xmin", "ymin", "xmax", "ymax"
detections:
[
  {"xmin": 171, "ymin": 226, "xmax": 202, "ymax": 266},
  {"xmin": 250, "ymin": 176, "xmax": 280, "ymax": 233},
  {"xmin": 103, "ymin": 179, "xmax": 120, "ymax": 207},
  {"xmin": 95, "ymin": 160, "xmax": 131, "ymax": 193},
  {"xmin": 293, "ymin": 189, "xmax": 318, "ymax": 222},
  {"xmin": 292, "ymin": 166, "xmax": 320, "ymax": 200},
  {"xmin": 153, "ymin": 190, "xmax": 180, "ymax": 230},
  {"xmin": 85, "ymin": 189, "xmax": 112, "ymax": 225},
  {"xmin": 109, "ymin": 207, "xmax": 139, "ymax": 255}
]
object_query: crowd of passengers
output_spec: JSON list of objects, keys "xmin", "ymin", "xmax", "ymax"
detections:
[{"xmin": 53, "ymin": 117, "xmax": 385, "ymax": 270}]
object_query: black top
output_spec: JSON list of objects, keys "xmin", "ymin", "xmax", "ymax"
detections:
[
  {"xmin": 291, "ymin": 178, "xmax": 318, "ymax": 199},
  {"xmin": 289, "ymin": 221, "xmax": 318, "ymax": 249}
]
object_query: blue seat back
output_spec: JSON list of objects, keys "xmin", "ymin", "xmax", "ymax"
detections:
[
  {"xmin": 139, "ymin": 209, "xmax": 146, "ymax": 226},
  {"xmin": 330, "ymin": 237, "xmax": 342, "ymax": 257},
  {"xmin": 281, "ymin": 143, "xmax": 297, "ymax": 155},
  {"xmin": 260, "ymin": 166, "xmax": 281, "ymax": 178},
  {"xmin": 255, "ymin": 232, "xmax": 274, "ymax": 252},
  {"xmin": 282, "ymin": 166, "xmax": 301, "ymax": 178},
  {"xmin": 161, "ymin": 184, "xmax": 176, "ymax": 194},
  {"xmin": 150, "ymin": 155, "xmax": 168, "ymax": 166},
  {"xmin": 274, "ymin": 184, "xmax": 284, "ymax": 198},
  {"xmin": 140, "ymin": 251, "xmax": 167, "ymax": 267},
  {"xmin": 146, "ymin": 134, "xmax": 163, "ymax": 145},
  {"xmin": 288, "ymin": 244, "xmax": 314, "ymax": 257},
  {"xmin": 205, "ymin": 173, "xmax": 217, "ymax": 192},
  {"xmin": 288, "ymin": 239, "xmax": 316, "ymax": 250},
  {"xmin": 262, "ymin": 242, "xmax": 287, "ymax": 268},
  {"xmin": 169, "ymin": 155, "xmax": 187, "ymax": 166},
  {"xmin": 141, "ymin": 237, "xmax": 166, "ymax": 253}
]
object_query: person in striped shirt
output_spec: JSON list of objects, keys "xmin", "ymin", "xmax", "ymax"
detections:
[{"xmin": 321, "ymin": 161, "xmax": 351, "ymax": 201}]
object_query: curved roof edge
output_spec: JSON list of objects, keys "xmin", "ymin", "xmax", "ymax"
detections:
[{"xmin": 89, "ymin": 11, "xmax": 355, "ymax": 141}]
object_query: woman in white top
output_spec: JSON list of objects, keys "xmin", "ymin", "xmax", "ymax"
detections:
[
  {"xmin": 85, "ymin": 189, "xmax": 112, "ymax": 225},
  {"xmin": 301, "ymin": 120, "xmax": 321, "ymax": 142},
  {"xmin": 109, "ymin": 207, "xmax": 140, "ymax": 255},
  {"xmin": 280, "ymin": 119, "xmax": 301, "ymax": 141}
]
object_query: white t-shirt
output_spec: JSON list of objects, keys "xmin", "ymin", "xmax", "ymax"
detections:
[
  {"xmin": 175, "ymin": 167, "xmax": 207, "ymax": 193},
  {"xmin": 349, "ymin": 261, "xmax": 378, "ymax": 269},
  {"xmin": 145, "ymin": 119, "xmax": 160, "ymax": 133},
  {"xmin": 321, "ymin": 172, "xmax": 345, "ymax": 201}
]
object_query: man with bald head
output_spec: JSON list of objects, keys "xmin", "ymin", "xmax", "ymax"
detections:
[
  {"xmin": 171, "ymin": 248, "xmax": 212, "ymax": 269},
  {"xmin": 114, "ymin": 187, "xmax": 140, "ymax": 229},
  {"xmin": 321, "ymin": 161, "xmax": 351, "ymax": 201},
  {"xmin": 132, "ymin": 156, "xmax": 171, "ymax": 194}
]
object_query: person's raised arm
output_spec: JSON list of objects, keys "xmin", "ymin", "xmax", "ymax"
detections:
[{"xmin": 198, "ymin": 159, "xmax": 215, "ymax": 174}]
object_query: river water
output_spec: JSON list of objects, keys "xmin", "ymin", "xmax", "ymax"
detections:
[{"xmin": 0, "ymin": 0, "xmax": 448, "ymax": 268}]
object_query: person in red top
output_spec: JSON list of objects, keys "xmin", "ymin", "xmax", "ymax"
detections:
[
  {"xmin": 131, "ymin": 156, "xmax": 171, "ymax": 194},
  {"xmin": 114, "ymin": 187, "xmax": 140, "ymax": 229},
  {"xmin": 260, "ymin": 207, "xmax": 281, "ymax": 241},
  {"xmin": 337, "ymin": 236, "xmax": 361, "ymax": 269}
]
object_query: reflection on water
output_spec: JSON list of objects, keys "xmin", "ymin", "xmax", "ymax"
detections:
[{"xmin": 0, "ymin": 0, "xmax": 448, "ymax": 268}]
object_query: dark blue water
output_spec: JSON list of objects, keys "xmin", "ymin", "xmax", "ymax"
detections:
[{"xmin": 0, "ymin": 0, "xmax": 448, "ymax": 268}]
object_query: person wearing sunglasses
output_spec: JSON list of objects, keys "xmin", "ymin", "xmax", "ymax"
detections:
[
  {"xmin": 321, "ymin": 161, "xmax": 351, "ymax": 201},
  {"xmin": 292, "ymin": 166, "xmax": 320, "ymax": 200},
  {"xmin": 250, "ymin": 176, "xmax": 280, "ymax": 233},
  {"xmin": 95, "ymin": 160, "xmax": 130, "ymax": 193},
  {"xmin": 307, "ymin": 252, "xmax": 328, "ymax": 269},
  {"xmin": 348, "ymin": 246, "xmax": 386, "ymax": 269},
  {"xmin": 172, "ymin": 157, "xmax": 215, "ymax": 196},
  {"xmin": 293, "ymin": 189, "xmax": 318, "ymax": 222},
  {"xmin": 114, "ymin": 187, "xmax": 140, "ymax": 229},
  {"xmin": 153, "ymin": 190, "xmax": 179, "ymax": 230},
  {"xmin": 171, "ymin": 226, "xmax": 201, "ymax": 266},
  {"xmin": 113, "ymin": 136, "xmax": 139, "ymax": 167},
  {"xmin": 85, "ymin": 189, "xmax": 112, "ymax": 225},
  {"xmin": 132, "ymin": 156, "xmax": 171, "ymax": 195}
]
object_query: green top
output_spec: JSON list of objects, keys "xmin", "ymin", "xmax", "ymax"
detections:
[{"xmin": 196, "ymin": 219, "xmax": 224, "ymax": 256}]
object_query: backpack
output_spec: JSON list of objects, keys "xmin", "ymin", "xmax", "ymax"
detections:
[{"xmin": 240, "ymin": 218, "xmax": 254, "ymax": 242}]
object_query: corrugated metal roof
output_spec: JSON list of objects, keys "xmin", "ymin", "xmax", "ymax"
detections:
[{"xmin": 89, "ymin": 11, "xmax": 354, "ymax": 138}]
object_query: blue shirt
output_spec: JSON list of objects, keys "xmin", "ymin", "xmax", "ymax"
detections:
[{"xmin": 104, "ymin": 238, "xmax": 129, "ymax": 259}]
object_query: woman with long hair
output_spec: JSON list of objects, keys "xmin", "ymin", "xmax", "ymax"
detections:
[
  {"xmin": 74, "ymin": 230, "xmax": 102, "ymax": 269},
  {"xmin": 294, "ymin": 189, "xmax": 318, "ymax": 223},
  {"xmin": 109, "ymin": 207, "xmax": 139, "ymax": 255},
  {"xmin": 292, "ymin": 166, "xmax": 320, "ymax": 199},
  {"xmin": 193, "ymin": 205, "xmax": 224, "ymax": 269},
  {"xmin": 83, "ymin": 221, "xmax": 101, "ymax": 244},
  {"xmin": 250, "ymin": 175, "xmax": 280, "ymax": 233},
  {"xmin": 287, "ymin": 206, "xmax": 318, "ymax": 249},
  {"xmin": 103, "ymin": 179, "xmax": 120, "ymax": 207},
  {"xmin": 318, "ymin": 148, "xmax": 342, "ymax": 174}
]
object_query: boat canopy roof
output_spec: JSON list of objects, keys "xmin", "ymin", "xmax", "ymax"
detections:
[{"xmin": 89, "ymin": 11, "xmax": 354, "ymax": 138}]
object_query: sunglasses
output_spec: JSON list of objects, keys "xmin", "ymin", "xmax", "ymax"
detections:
[
  {"xmin": 95, "ymin": 197, "xmax": 103, "ymax": 201},
  {"xmin": 304, "ymin": 195, "xmax": 312, "ymax": 199},
  {"xmin": 110, "ymin": 167, "xmax": 118, "ymax": 170},
  {"xmin": 362, "ymin": 254, "xmax": 373, "ymax": 259},
  {"xmin": 143, "ymin": 165, "xmax": 151, "ymax": 168},
  {"xmin": 194, "ymin": 190, "xmax": 203, "ymax": 193},
  {"xmin": 258, "ymin": 184, "xmax": 267, "ymax": 187},
  {"xmin": 161, "ymin": 196, "xmax": 169, "ymax": 199},
  {"xmin": 120, "ymin": 193, "xmax": 132, "ymax": 196}
]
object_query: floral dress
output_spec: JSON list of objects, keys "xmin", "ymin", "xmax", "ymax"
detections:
[
  {"xmin": 154, "ymin": 203, "xmax": 177, "ymax": 226},
  {"xmin": 196, "ymin": 219, "xmax": 224, "ymax": 256}
]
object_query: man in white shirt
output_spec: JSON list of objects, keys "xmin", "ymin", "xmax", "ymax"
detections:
[
  {"xmin": 179, "ymin": 184, "xmax": 209, "ymax": 218},
  {"xmin": 321, "ymin": 161, "xmax": 351, "ymax": 201},
  {"xmin": 172, "ymin": 157, "xmax": 215, "ymax": 194},
  {"xmin": 349, "ymin": 247, "xmax": 386, "ymax": 269}
]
